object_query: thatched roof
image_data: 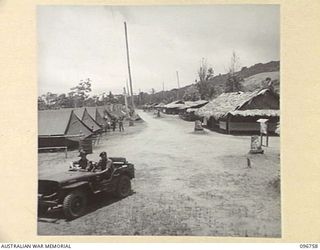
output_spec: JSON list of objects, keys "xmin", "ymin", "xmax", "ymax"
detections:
[
  {"xmin": 186, "ymin": 108, "xmax": 199, "ymax": 113},
  {"xmin": 196, "ymin": 88, "xmax": 277, "ymax": 119},
  {"xmin": 179, "ymin": 100, "xmax": 209, "ymax": 110},
  {"xmin": 164, "ymin": 100, "xmax": 185, "ymax": 109},
  {"xmin": 226, "ymin": 109, "xmax": 280, "ymax": 117},
  {"xmin": 155, "ymin": 102, "xmax": 166, "ymax": 108},
  {"xmin": 165, "ymin": 100, "xmax": 208, "ymax": 110}
]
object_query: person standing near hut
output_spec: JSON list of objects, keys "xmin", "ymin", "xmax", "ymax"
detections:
[{"xmin": 119, "ymin": 116, "xmax": 124, "ymax": 132}]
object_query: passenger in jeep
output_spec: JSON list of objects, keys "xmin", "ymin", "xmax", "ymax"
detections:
[{"xmin": 72, "ymin": 149, "xmax": 91, "ymax": 170}]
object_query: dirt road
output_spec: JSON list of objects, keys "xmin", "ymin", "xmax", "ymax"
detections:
[{"xmin": 38, "ymin": 111, "xmax": 281, "ymax": 237}]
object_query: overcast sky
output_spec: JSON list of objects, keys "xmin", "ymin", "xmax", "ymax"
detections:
[{"xmin": 37, "ymin": 5, "xmax": 279, "ymax": 96}]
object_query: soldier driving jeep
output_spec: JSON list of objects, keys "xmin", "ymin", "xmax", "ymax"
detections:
[{"xmin": 91, "ymin": 151, "xmax": 114, "ymax": 179}]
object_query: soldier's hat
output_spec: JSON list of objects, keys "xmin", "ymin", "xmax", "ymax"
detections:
[{"xmin": 99, "ymin": 151, "xmax": 107, "ymax": 157}]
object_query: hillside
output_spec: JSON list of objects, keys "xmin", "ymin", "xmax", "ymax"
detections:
[
  {"xmin": 138, "ymin": 61, "xmax": 280, "ymax": 105},
  {"xmin": 205, "ymin": 61, "xmax": 280, "ymax": 97},
  {"xmin": 242, "ymin": 71, "xmax": 280, "ymax": 93}
]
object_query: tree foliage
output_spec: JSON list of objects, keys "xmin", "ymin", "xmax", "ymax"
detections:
[
  {"xmin": 224, "ymin": 51, "xmax": 243, "ymax": 93},
  {"xmin": 182, "ymin": 85, "xmax": 201, "ymax": 101},
  {"xmin": 224, "ymin": 74, "xmax": 243, "ymax": 93},
  {"xmin": 197, "ymin": 58, "xmax": 215, "ymax": 99},
  {"xmin": 68, "ymin": 78, "xmax": 92, "ymax": 107}
]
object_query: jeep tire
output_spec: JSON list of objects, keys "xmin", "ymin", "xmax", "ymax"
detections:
[
  {"xmin": 115, "ymin": 175, "xmax": 131, "ymax": 198},
  {"xmin": 63, "ymin": 190, "xmax": 87, "ymax": 220}
]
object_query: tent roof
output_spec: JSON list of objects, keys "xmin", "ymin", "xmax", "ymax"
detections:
[
  {"xmin": 96, "ymin": 106, "xmax": 106, "ymax": 117},
  {"xmin": 38, "ymin": 109, "xmax": 92, "ymax": 137},
  {"xmin": 84, "ymin": 107, "xmax": 98, "ymax": 119},
  {"xmin": 82, "ymin": 108, "xmax": 101, "ymax": 132},
  {"xmin": 38, "ymin": 109, "xmax": 72, "ymax": 136},
  {"xmin": 73, "ymin": 108, "xmax": 85, "ymax": 119}
]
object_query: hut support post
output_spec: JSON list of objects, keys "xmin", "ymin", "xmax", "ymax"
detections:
[
  {"xmin": 64, "ymin": 137, "xmax": 67, "ymax": 158},
  {"xmin": 260, "ymin": 133, "xmax": 269, "ymax": 147},
  {"xmin": 227, "ymin": 116, "xmax": 231, "ymax": 134}
]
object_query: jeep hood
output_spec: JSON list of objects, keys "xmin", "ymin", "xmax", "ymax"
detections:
[{"xmin": 39, "ymin": 171, "xmax": 97, "ymax": 183}]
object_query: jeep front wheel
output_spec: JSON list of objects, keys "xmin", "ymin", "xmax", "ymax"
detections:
[
  {"xmin": 115, "ymin": 175, "xmax": 131, "ymax": 198},
  {"xmin": 63, "ymin": 190, "xmax": 87, "ymax": 220}
]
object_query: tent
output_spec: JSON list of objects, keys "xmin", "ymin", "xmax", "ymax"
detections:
[
  {"xmin": 85, "ymin": 107, "xmax": 107, "ymax": 129},
  {"xmin": 38, "ymin": 109, "xmax": 92, "ymax": 148},
  {"xmin": 81, "ymin": 108, "xmax": 102, "ymax": 133},
  {"xmin": 68, "ymin": 107, "xmax": 102, "ymax": 133}
]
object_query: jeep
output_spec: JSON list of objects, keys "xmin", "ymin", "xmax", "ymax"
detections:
[{"xmin": 38, "ymin": 157, "xmax": 135, "ymax": 220}]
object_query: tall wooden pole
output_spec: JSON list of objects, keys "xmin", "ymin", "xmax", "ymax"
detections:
[
  {"xmin": 124, "ymin": 22, "xmax": 135, "ymax": 110},
  {"xmin": 126, "ymin": 79, "xmax": 130, "ymax": 99},
  {"xmin": 176, "ymin": 71, "xmax": 180, "ymax": 100},
  {"xmin": 162, "ymin": 82, "xmax": 165, "ymax": 92},
  {"xmin": 176, "ymin": 71, "xmax": 180, "ymax": 88},
  {"xmin": 162, "ymin": 82, "xmax": 165, "ymax": 100},
  {"xmin": 123, "ymin": 86, "xmax": 129, "ymax": 113}
]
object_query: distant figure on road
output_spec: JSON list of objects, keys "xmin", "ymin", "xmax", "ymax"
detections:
[
  {"xmin": 111, "ymin": 118, "xmax": 117, "ymax": 132},
  {"xmin": 119, "ymin": 117, "xmax": 124, "ymax": 132}
]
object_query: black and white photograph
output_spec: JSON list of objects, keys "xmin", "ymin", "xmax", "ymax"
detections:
[{"xmin": 37, "ymin": 5, "xmax": 280, "ymax": 237}]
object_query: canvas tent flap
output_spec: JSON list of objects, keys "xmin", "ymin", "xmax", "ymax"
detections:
[
  {"xmin": 72, "ymin": 107, "xmax": 85, "ymax": 119},
  {"xmin": 66, "ymin": 111, "xmax": 92, "ymax": 139},
  {"xmin": 82, "ymin": 108, "xmax": 102, "ymax": 132},
  {"xmin": 85, "ymin": 107, "xmax": 107, "ymax": 126}
]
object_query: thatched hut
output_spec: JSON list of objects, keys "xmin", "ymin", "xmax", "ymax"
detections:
[
  {"xmin": 155, "ymin": 102, "xmax": 166, "ymax": 108},
  {"xmin": 179, "ymin": 100, "xmax": 209, "ymax": 121},
  {"xmin": 164, "ymin": 100, "xmax": 185, "ymax": 114},
  {"xmin": 196, "ymin": 88, "xmax": 279, "ymax": 133}
]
